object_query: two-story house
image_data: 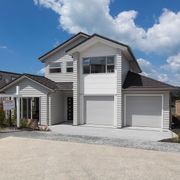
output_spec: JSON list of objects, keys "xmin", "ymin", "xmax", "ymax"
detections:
[{"xmin": 0, "ymin": 32, "xmax": 176, "ymax": 130}]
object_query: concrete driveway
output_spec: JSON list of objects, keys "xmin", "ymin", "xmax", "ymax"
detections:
[
  {"xmin": 50, "ymin": 124, "xmax": 176, "ymax": 141},
  {"xmin": 0, "ymin": 137, "xmax": 180, "ymax": 180}
]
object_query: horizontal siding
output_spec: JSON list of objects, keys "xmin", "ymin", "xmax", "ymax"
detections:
[
  {"xmin": 80, "ymin": 42, "xmax": 117, "ymax": 96},
  {"xmin": 44, "ymin": 36, "xmax": 87, "ymax": 82},
  {"xmin": 83, "ymin": 74, "xmax": 116, "ymax": 95},
  {"xmin": 49, "ymin": 92, "xmax": 64, "ymax": 125},
  {"xmin": 4, "ymin": 78, "xmax": 49, "ymax": 125},
  {"xmin": 45, "ymin": 54, "xmax": 73, "ymax": 82},
  {"xmin": 163, "ymin": 92, "xmax": 170, "ymax": 129}
]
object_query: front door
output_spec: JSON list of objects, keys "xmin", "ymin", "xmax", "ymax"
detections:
[{"xmin": 67, "ymin": 97, "xmax": 73, "ymax": 121}]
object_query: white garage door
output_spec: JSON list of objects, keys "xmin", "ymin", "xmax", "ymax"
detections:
[
  {"xmin": 125, "ymin": 95, "xmax": 162, "ymax": 128},
  {"xmin": 85, "ymin": 96, "xmax": 114, "ymax": 126}
]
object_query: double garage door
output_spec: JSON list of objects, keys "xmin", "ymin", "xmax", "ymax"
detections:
[
  {"xmin": 125, "ymin": 95, "xmax": 163, "ymax": 128},
  {"xmin": 84, "ymin": 96, "xmax": 114, "ymax": 126},
  {"xmin": 84, "ymin": 95, "xmax": 163, "ymax": 128}
]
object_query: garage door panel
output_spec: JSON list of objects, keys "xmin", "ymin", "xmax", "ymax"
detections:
[
  {"xmin": 85, "ymin": 96, "xmax": 114, "ymax": 126},
  {"xmin": 126, "ymin": 96, "xmax": 162, "ymax": 128}
]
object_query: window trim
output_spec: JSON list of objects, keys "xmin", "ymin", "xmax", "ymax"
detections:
[
  {"xmin": 83, "ymin": 56, "xmax": 115, "ymax": 74},
  {"xmin": 66, "ymin": 61, "xmax": 73, "ymax": 73},
  {"xmin": 49, "ymin": 62, "xmax": 62, "ymax": 73}
]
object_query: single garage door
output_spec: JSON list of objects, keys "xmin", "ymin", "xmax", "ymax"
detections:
[
  {"xmin": 85, "ymin": 96, "xmax": 114, "ymax": 126},
  {"xmin": 125, "ymin": 95, "xmax": 162, "ymax": 128}
]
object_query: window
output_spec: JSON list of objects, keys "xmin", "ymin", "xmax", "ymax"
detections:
[
  {"xmin": 66, "ymin": 61, "xmax": 73, "ymax": 72},
  {"xmin": 107, "ymin": 56, "xmax": 115, "ymax": 73},
  {"xmin": 0, "ymin": 75, "xmax": 2, "ymax": 80},
  {"xmin": 49, "ymin": 62, "xmax": 61, "ymax": 73},
  {"xmin": 83, "ymin": 56, "xmax": 115, "ymax": 74},
  {"xmin": 91, "ymin": 57, "xmax": 106, "ymax": 73},
  {"xmin": 83, "ymin": 58, "xmax": 90, "ymax": 74}
]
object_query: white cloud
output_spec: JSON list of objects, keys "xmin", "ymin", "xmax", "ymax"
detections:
[
  {"xmin": 161, "ymin": 53, "xmax": 180, "ymax": 73},
  {"xmin": 137, "ymin": 58, "xmax": 170, "ymax": 83},
  {"xmin": 33, "ymin": 0, "xmax": 180, "ymax": 55},
  {"xmin": 0, "ymin": 45, "xmax": 7, "ymax": 49},
  {"xmin": 37, "ymin": 67, "xmax": 45, "ymax": 75}
]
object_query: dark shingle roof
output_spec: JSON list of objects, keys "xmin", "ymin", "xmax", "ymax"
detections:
[
  {"xmin": 123, "ymin": 71, "xmax": 176, "ymax": 90},
  {"xmin": 0, "ymin": 70, "xmax": 21, "ymax": 88},
  {"xmin": 56, "ymin": 82, "xmax": 73, "ymax": 90},
  {"xmin": 23, "ymin": 74, "xmax": 58, "ymax": 90},
  {"xmin": 0, "ymin": 73, "xmax": 73, "ymax": 91}
]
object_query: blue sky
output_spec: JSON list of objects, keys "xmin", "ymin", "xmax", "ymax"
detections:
[{"xmin": 0, "ymin": 0, "xmax": 180, "ymax": 85}]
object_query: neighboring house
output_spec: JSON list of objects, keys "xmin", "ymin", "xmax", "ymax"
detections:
[
  {"xmin": 0, "ymin": 32, "xmax": 176, "ymax": 130},
  {"xmin": 0, "ymin": 70, "xmax": 21, "ymax": 89},
  {"xmin": 0, "ymin": 71, "xmax": 21, "ymax": 106}
]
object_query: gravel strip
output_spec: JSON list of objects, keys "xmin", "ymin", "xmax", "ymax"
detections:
[{"xmin": 0, "ymin": 130, "xmax": 180, "ymax": 153}]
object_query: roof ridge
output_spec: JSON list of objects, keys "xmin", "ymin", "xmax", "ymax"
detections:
[
  {"xmin": 23, "ymin": 73, "xmax": 44, "ymax": 78},
  {"xmin": 38, "ymin": 32, "xmax": 90, "ymax": 60},
  {"xmin": 0, "ymin": 70, "xmax": 21, "ymax": 75}
]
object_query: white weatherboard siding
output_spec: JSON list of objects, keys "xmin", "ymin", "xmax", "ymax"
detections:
[
  {"xmin": 80, "ymin": 42, "xmax": 117, "ymax": 96},
  {"xmin": 116, "ymin": 49, "xmax": 122, "ymax": 127},
  {"xmin": 73, "ymin": 52, "xmax": 80, "ymax": 125},
  {"xmin": 84, "ymin": 96, "xmax": 114, "ymax": 126},
  {"xmin": 77, "ymin": 42, "xmax": 124, "ymax": 126},
  {"xmin": 83, "ymin": 74, "xmax": 116, "ymax": 94},
  {"xmin": 44, "ymin": 36, "xmax": 87, "ymax": 82},
  {"xmin": 123, "ymin": 91, "xmax": 170, "ymax": 129},
  {"xmin": 5, "ymin": 79, "xmax": 49, "ymax": 125},
  {"xmin": 45, "ymin": 54, "xmax": 73, "ymax": 82},
  {"xmin": 49, "ymin": 91, "xmax": 64, "ymax": 125}
]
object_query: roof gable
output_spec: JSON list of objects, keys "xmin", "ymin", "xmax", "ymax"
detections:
[
  {"xmin": 39, "ymin": 32, "xmax": 89, "ymax": 61},
  {"xmin": 0, "ymin": 74, "xmax": 58, "ymax": 92},
  {"xmin": 123, "ymin": 71, "xmax": 176, "ymax": 90},
  {"xmin": 66, "ymin": 33, "xmax": 141, "ymax": 73}
]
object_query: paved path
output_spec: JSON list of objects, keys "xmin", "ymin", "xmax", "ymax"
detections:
[
  {"xmin": 0, "ymin": 137, "xmax": 180, "ymax": 180},
  {"xmin": 50, "ymin": 124, "xmax": 176, "ymax": 141}
]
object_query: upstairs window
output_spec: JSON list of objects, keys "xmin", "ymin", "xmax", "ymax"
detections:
[
  {"xmin": 107, "ymin": 56, "xmax": 115, "ymax": 73},
  {"xmin": 83, "ymin": 56, "xmax": 115, "ymax": 74},
  {"xmin": 66, "ymin": 61, "xmax": 73, "ymax": 72},
  {"xmin": 49, "ymin": 62, "xmax": 61, "ymax": 73}
]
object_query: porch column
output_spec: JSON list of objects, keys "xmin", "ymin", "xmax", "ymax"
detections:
[
  {"xmin": 16, "ymin": 86, "xmax": 20, "ymax": 128},
  {"xmin": 115, "ymin": 49, "xmax": 123, "ymax": 128},
  {"xmin": 73, "ymin": 52, "xmax": 80, "ymax": 125}
]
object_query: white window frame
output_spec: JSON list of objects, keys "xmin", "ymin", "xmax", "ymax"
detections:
[
  {"xmin": 49, "ymin": 62, "xmax": 61, "ymax": 73},
  {"xmin": 66, "ymin": 61, "xmax": 73, "ymax": 73},
  {"xmin": 82, "ymin": 56, "xmax": 115, "ymax": 74}
]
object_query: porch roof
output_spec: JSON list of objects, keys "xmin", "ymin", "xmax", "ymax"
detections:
[{"xmin": 0, "ymin": 73, "xmax": 73, "ymax": 92}]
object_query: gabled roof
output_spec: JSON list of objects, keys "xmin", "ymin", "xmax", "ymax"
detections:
[
  {"xmin": 123, "ymin": 71, "xmax": 176, "ymax": 90},
  {"xmin": 0, "ymin": 73, "xmax": 73, "ymax": 92},
  {"xmin": 66, "ymin": 33, "xmax": 141, "ymax": 73},
  {"xmin": 38, "ymin": 32, "xmax": 90, "ymax": 61}
]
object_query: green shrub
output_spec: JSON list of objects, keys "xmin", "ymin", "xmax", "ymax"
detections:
[
  {"xmin": 0, "ymin": 108, "xmax": 5, "ymax": 126},
  {"xmin": 20, "ymin": 119, "xmax": 28, "ymax": 128},
  {"xmin": 11, "ymin": 109, "xmax": 17, "ymax": 126}
]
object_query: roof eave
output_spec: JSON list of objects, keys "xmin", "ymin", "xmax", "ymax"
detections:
[
  {"xmin": 38, "ymin": 32, "xmax": 90, "ymax": 61},
  {"xmin": 0, "ymin": 75, "xmax": 55, "ymax": 92},
  {"xmin": 123, "ymin": 87, "xmax": 176, "ymax": 91}
]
